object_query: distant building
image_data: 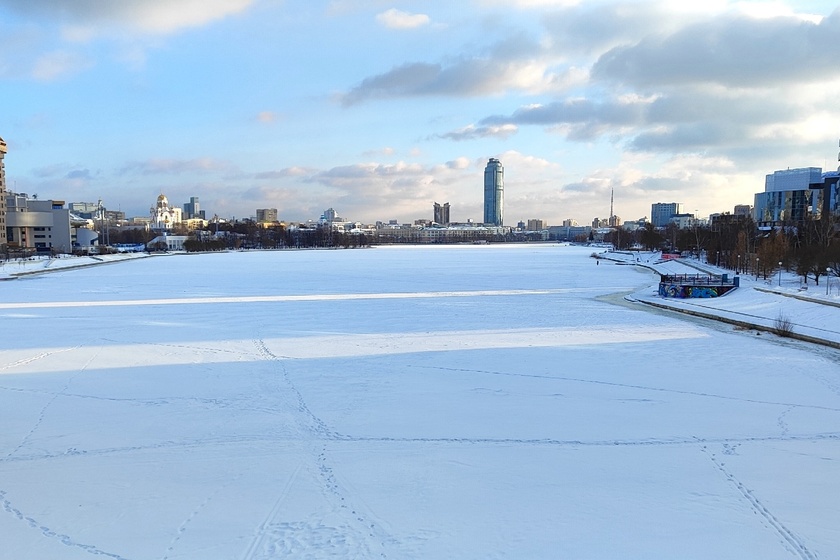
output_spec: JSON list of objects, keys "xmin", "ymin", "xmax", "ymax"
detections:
[
  {"xmin": 484, "ymin": 158, "xmax": 504, "ymax": 226},
  {"xmin": 181, "ymin": 218, "xmax": 208, "ymax": 230},
  {"xmin": 733, "ymin": 204, "xmax": 752, "ymax": 216},
  {"xmin": 754, "ymin": 167, "xmax": 824, "ymax": 225},
  {"xmin": 562, "ymin": 219, "xmax": 579, "ymax": 227},
  {"xmin": 105, "ymin": 210, "xmax": 125, "ymax": 222},
  {"xmin": 147, "ymin": 235, "xmax": 189, "ymax": 251},
  {"xmin": 5, "ymin": 193, "xmax": 73, "ymax": 253},
  {"xmin": 526, "ymin": 219, "xmax": 546, "ymax": 231},
  {"xmin": 183, "ymin": 196, "xmax": 205, "ymax": 220},
  {"xmin": 669, "ymin": 213, "xmax": 696, "ymax": 229},
  {"xmin": 621, "ymin": 218, "xmax": 647, "ymax": 231},
  {"xmin": 0, "ymin": 136, "xmax": 6, "ymax": 248},
  {"xmin": 651, "ymin": 202, "xmax": 683, "ymax": 227},
  {"xmin": 150, "ymin": 194, "xmax": 182, "ymax": 231},
  {"xmin": 433, "ymin": 202, "xmax": 450, "ymax": 225},
  {"xmin": 375, "ymin": 223, "xmax": 509, "ymax": 243},
  {"xmin": 548, "ymin": 225, "xmax": 591, "ymax": 242},
  {"xmin": 764, "ymin": 167, "xmax": 822, "ymax": 192},
  {"xmin": 69, "ymin": 201, "xmax": 101, "ymax": 219},
  {"xmin": 709, "ymin": 212, "xmax": 751, "ymax": 231},
  {"xmin": 256, "ymin": 208, "xmax": 278, "ymax": 222},
  {"xmin": 815, "ymin": 170, "xmax": 840, "ymax": 218},
  {"xmin": 320, "ymin": 208, "xmax": 343, "ymax": 222}
]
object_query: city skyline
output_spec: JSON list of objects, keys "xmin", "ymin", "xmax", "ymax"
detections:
[{"xmin": 2, "ymin": 1, "xmax": 840, "ymax": 225}]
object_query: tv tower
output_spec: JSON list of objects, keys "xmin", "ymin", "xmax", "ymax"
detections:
[{"xmin": 608, "ymin": 188, "xmax": 620, "ymax": 227}]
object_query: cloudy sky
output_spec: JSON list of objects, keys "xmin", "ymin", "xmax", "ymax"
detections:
[{"xmin": 2, "ymin": 0, "xmax": 840, "ymax": 225}]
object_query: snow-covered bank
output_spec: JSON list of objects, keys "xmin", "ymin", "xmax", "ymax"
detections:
[
  {"xmin": 1, "ymin": 245, "xmax": 838, "ymax": 559},
  {"xmin": 600, "ymin": 250, "xmax": 840, "ymax": 348},
  {"xmin": 0, "ymin": 252, "xmax": 151, "ymax": 279}
]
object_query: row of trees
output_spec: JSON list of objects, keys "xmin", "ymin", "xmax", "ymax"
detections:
[
  {"xmin": 604, "ymin": 216, "xmax": 840, "ymax": 286},
  {"xmin": 105, "ymin": 222, "xmax": 371, "ymax": 251}
]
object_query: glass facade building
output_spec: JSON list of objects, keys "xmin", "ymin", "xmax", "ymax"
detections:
[
  {"xmin": 764, "ymin": 167, "xmax": 822, "ymax": 192},
  {"xmin": 483, "ymin": 158, "xmax": 504, "ymax": 226},
  {"xmin": 754, "ymin": 167, "xmax": 827, "ymax": 225}
]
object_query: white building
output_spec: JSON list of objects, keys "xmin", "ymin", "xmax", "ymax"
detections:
[{"xmin": 150, "ymin": 194, "xmax": 182, "ymax": 230}]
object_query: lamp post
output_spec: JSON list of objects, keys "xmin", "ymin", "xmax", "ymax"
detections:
[
  {"xmin": 716, "ymin": 251, "xmax": 720, "ymax": 267},
  {"xmin": 756, "ymin": 257, "xmax": 759, "ymax": 281},
  {"xmin": 737, "ymin": 254, "xmax": 740, "ymax": 274},
  {"xmin": 778, "ymin": 261, "xmax": 782, "ymax": 286},
  {"xmin": 828, "ymin": 268, "xmax": 831, "ymax": 296}
]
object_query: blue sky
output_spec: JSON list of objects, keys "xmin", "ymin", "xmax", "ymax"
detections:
[{"xmin": 2, "ymin": 0, "xmax": 840, "ymax": 225}]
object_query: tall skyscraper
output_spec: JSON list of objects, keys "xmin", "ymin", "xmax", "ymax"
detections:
[
  {"xmin": 433, "ymin": 202, "xmax": 450, "ymax": 225},
  {"xmin": 484, "ymin": 158, "xmax": 504, "ymax": 226},
  {"xmin": 0, "ymin": 136, "xmax": 7, "ymax": 248},
  {"xmin": 183, "ymin": 196, "xmax": 203, "ymax": 219}
]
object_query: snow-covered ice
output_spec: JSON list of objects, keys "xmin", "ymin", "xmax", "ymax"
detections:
[{"xmin": 1, "ymin": 244, "xmax": 838, "ymax": 559}]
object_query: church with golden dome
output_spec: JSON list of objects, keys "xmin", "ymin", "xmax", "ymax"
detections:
[{"xmin": 150, "ymin": 193, "xmax": 182, "ymax": 231}]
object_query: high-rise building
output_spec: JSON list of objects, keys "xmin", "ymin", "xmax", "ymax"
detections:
[
  {"xmin": 433, "ymin": 202, "xmax": 450, "ymax": 225},
  {"xmin": 483, "ymin": 158, "xmax": 504, "ymax": 226},
  {"xmin": 526, "ymin": 219, "xmax": 546, "ymax": 231},
  {"xmin": 0, "ymin": 136, "xmax": 6, "ymax": 248},
  {"xmin": 256, "ymin": 208, "xmax": 278, "ymax": 222},
  {"xmin": 651, "ymin": 202, "xmax": 683, "ymax": 227},
  {"xmin": 183, "ymin": 196, "xmax": 204, "ymax": 219}
]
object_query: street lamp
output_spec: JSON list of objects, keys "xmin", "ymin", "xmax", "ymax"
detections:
[
  {"xmin": 778, "ymin": 261, "xmax": 783, "ymax": 286},
  {"xmin": 737, "ymin": 254, "xmax": 741, "ymax": 274},
  {"xmin": 716, "ymin": 251, "xmax": 720, "ymax": 267},
  {"xmin": 828, "ymin": 268, "xmax": 831, "ymax": 296},
  {"xmin": 756, "ymin": 257, "xmax": 759, "ymax": 281}
]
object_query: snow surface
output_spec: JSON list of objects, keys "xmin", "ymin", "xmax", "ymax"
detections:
[{"xmin": 1, "ymin": 244, "xmax": 839, "ymax": 559}]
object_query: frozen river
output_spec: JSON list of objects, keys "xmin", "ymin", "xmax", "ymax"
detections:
[{"xmin": 1, "ymin": 244, "xmax": 838, "ymax": 559}]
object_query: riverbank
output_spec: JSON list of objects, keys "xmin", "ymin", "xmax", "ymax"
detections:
[{"xmin": 599, "ymin": 250, "xmax": 840, "ymax": 348}]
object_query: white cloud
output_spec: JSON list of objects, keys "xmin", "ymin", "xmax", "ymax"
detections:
[
  {"xmin": 438, "ymin": 124, "xmax": 518, "ymax": 142},
  {"xmin": 446, "ymin": 157, "xmax": 471, "ymax": 170},
  {"xmin": 362, "ymin": 147, "xmax": 396, "ymax": 157},
  {"xmin": 476, "ymin": 0, "xmax": 580, "ymax": 7},
  {"xmin": 341, "ymin": 57, "xmax": 561, "ymax": 105},
  {"xmin": 0, "ymin": 0, "xmax": 254, "ymax": 36},
  {"xmin": 375, "ymin": 8, "xmax": 430, "ymax": 29},
  {"xmin": 31, "ymin": 50, "xmax": 92, "ymax": 80},
  {"xmin": 120, "ymin": 158, "xmax": 237, "ymax": 175}
]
